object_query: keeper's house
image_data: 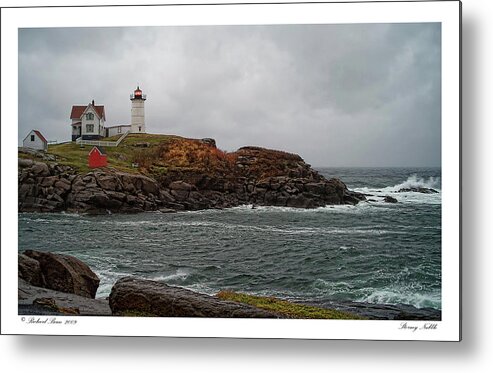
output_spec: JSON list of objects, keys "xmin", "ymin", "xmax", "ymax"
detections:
[{"xmin": 70, "ymin": 100, "xmax": 106, "ymax": 141}]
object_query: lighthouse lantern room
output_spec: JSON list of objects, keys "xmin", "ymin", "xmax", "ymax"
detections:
[{"xmin": 130, "ymin": 86, "xmax": 146, "ymax": 134}]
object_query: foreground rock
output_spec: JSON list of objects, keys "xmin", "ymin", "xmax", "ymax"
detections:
[
  {"xmin": 19, "ymin": 250, "xmax": 100, "ymax": 298},
  {"xmin": 307, "ymin": 299, "xmax": 441, "ymax": 320},
  {"xmin": 18, "ymin": 278, "xmax": 111, "ymax": 316},
  {"xmin": 109, "ymin": 277, "xmax": 281, "ymax": 318},
  {"xmin": 18, "ymin": 251, "xmax": 440, "ymax": 320}
]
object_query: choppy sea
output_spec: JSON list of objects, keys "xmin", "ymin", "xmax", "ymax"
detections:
[{"xmin": 18, "ymin": 167, "xmax": 441, "ymax": 313}]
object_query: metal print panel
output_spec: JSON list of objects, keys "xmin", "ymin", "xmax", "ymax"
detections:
[{"xmin": 1, "ymin": 1, "xmax": 461, "ymax": 340}]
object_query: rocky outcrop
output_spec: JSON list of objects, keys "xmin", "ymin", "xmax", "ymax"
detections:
[
  {"xmin": 307, "ymin": 299, "xmax": 441, "ymax": 321},
  {"xmin": 20, "ymin": 250, "xmax": 100, "ymax": 299},
  {"xmin": 109, "ymin": 277, "xmax": 281, "ymax": 318},
  {"xmin": 19, "ymin": 147, "xmax": 57, "ymax": 162},
  {"xmin": 18, "ymin": 278, "xmax": 111, "ymax": 316},
  {"xmin": 398, "ymin": 187, "xmax": 439, "ymax": 194},
  {"xmin": 246, "ymin": 176, "xmax": 365, "ymax": 208},
  {"xmin": 383, "ymin": 196, "xmax": 398, "ymax": 203},
  {"xmin": 18, "ymin": 160, "xmax": 165, "ymax": 214},
  {"xmin": 18, "ymin": 145, "xmax": 366, "ymax": 213},
  {"xmin": 18, "ymin": 160, "xmax": 75, "ymax": 212},
  {"xmin": 18, "ymin": 254, "xmax": 44, "ymax": 287}
]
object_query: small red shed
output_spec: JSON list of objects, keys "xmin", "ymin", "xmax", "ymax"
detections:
[{"xmin": 88, "ymin": 146, "xmax": 108, "ymax": 168}]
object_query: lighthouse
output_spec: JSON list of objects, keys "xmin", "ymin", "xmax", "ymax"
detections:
[{"xmin": 130, "ymin": 86, "xmax": 146, "ymax": 133}]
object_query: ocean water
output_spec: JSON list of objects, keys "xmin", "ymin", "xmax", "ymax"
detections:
[{"xmin": 18, "ymin": 167, "xmax": 441, "ymax": 312}]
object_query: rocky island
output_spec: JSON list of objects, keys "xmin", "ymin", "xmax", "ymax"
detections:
[{"xmin": 18, "ymin": 134, "xmax": 366, "ymax": 214}]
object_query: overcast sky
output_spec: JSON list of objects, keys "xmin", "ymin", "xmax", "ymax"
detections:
[{"xmin": 18, "ymin": 23, "xmax": 441, "ymax": 167}]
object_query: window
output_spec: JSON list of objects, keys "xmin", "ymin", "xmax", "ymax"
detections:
[
  {"xmin": 30, "ymin": 135, "xmax": 35, "ymax": 141},
  {"xmin": 86, "ymin": 124, "xmax": 94, "ymax": 133},
  {"xmin": 86, "ymin": 113, "xmax": 94, "ymax": 120},
  {"xmin": 139, "ymin": 126, "xmax": 142, "ymax": 132}
]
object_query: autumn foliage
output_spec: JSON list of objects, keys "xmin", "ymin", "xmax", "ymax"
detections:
[{"xmin": 131, "ymin": 138, "xmax": 238, "ymax": 175}]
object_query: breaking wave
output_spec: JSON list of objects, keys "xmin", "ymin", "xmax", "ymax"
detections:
[
  {"xmin": 392, "ymin": 174, "xmax": 441, "ymax": 191},
  {"xmin": 353, "ymin": 175, "xmax": 442, "ymax": 205}
]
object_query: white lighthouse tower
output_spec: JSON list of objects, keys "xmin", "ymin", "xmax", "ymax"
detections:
[{"xmin": 130, "ymin": 86, "xmax": 146, "ymax": 133}]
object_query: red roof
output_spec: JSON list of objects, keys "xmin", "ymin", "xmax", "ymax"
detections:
[
  {"xmin": 70, "ymin": 104, "xmax": 105, "ymax": 120},
  {"xmin": 33, "ymin": 130, "xmax": 47, "ymax": 144},
  {"xmin": 89, "ymin": 146, "xmax": 107, "ymax": 155}
]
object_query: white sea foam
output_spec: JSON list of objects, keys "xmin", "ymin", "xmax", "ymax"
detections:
[
  {"xmin": 230, "ymin": 203, "xmax": 388, "ymax": 215},
  {"xmin": 393, "ymin": 174, "xmax": 441, "ymax": 190},
  {"xmin": 155, "ymin": 219, "xmax": 401, "ymax": 236},
  {"xmin": 357, "ymin": 289, "xmax": 441, "ymax": 310},
  {"xmin": 150, "ymin": 268, "xmax": 190, "ymax": 282},
  {"xmin": 353, "ymin": 174, "xmax": 442, "ymax": 205},
  {"xmin": 355, "ymin": 174, "xmax": 441, "ymax": 193}
]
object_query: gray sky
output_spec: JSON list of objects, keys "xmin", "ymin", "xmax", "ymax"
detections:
[{"xmin": 18, "ymin": 23, "xmax": 441, "ymax": 167}]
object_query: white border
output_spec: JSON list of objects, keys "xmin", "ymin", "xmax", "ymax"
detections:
[{"xmin": 1, "ymin": 1, "xmax": 460, "ymax": 340}]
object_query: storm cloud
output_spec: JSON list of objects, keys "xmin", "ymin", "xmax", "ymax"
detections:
[{"xmin": 18, "ymin": 23, "xmax": 441, "ymax": 167}]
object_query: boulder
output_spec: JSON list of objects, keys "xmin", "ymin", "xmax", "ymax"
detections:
[
  {"xmin": 159, "ymin": 208, "xmax": 177, "ymax": 213},
  {"xmin": 94, "ymin": 173, "xmax": 120, "ymax": 191},
  {"xmin": 398, "ymin": 187, "xmax": 438, "ymax": 194},
  {"xmin": 32, "ymin": 297, "xmax": 80, "ymax": 315},
  {"xmin": 54, "ymin": 178, "xmax": 71, "ymax": 192},
  {"xmin": 18, "ymin": 278, "xmax": 111, "ymax": 316},
  {"xmin": 40, "ymin": 176, "xmax": 59, "ymax": 187},
  {"xmin": 343, "ymin": 190, "xmax": 367, "ymax": 205},
  {"xmin": 18, "ymin": 254, "xmax": 43, "ymax": 287},
  {"xmin": 384, "ymin": 195, "xmax": 398, "ymax": 203},
  {"xmin": 18, "ymin": 158, "xmax": 35, "ymax": 168},
  {"xmin": 169, "ymin": 181, "xmax": 193, "ymax": 191},
  {"xmin": 138, "ymin": 175, "xmax": 160, "ymax": 195},
  {"xmin": 109, "ymin": 277, "xmax": 281, "ymax": 318},
  {"xmin": 200, "ymin": 138, "xmax": 216, "ymax": 148},
  {"xmin": 18, "ymin": 184, "xmax": 34, "ymax": 200},
  {"xmin": 31, "ymin": 162, "xmax": 50, "ymax": 177},
  {"xmin": 304, "ymin": 182, "xmax": 326, "ymax": 195},
  {"xmin": 286, "ymin": 195, "xmax": 315, "ymax": 208},
  {"xmin": 22, "ymin": 250, "xmax": 100, "ymax": 298}
]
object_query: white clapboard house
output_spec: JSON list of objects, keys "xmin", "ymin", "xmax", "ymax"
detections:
[
  {"xmin": 70, "ymin": 100, "xmax": 106, "ymax": 141},
  {"xmin": 23, "ymin": 130, "xmax": 48, "ymax": 151}
]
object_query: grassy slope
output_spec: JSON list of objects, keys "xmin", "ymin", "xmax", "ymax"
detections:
[
  {"xmin": 44, "ymin": 134, "xmax": 237, "ymax": 177},
  {"xmin": 28, "ymin": 133, "xmax": 313, "ymax": 188},
  {"xmin": 217, "ymin": 291, "xmax": 366, "ymax": 320},
  {"xmin": 46, "ymin": 134, "xmax": 175, "ymax": 174}
]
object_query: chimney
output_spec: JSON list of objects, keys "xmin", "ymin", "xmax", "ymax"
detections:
[{"xmin": 92, "ymin": 100, "xmax": 95, "ymax": 106}]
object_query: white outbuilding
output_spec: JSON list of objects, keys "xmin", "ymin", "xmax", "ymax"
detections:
[{"xmin": 23, "ymin": 130, "xmax": 48, "ymax": 151}]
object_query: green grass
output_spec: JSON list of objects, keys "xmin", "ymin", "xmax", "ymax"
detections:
[
  {"xmin": 25, "ymin": 132, "xmax": 308, "ymax": 182},
  {"xmin": 44, "ymin": 134, "xmax": 176, "ymax": 174},
  {"xmin": 217, "ymin": 290, "xmax": 366, "ymax": 320}
]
